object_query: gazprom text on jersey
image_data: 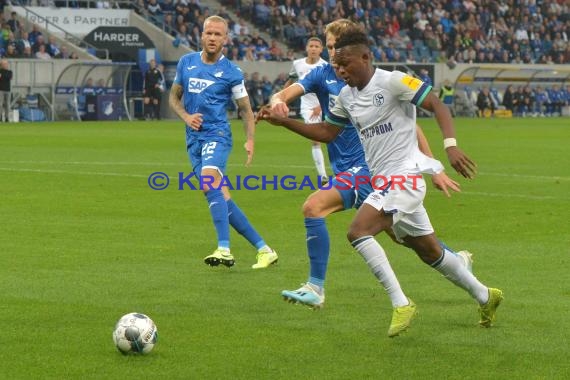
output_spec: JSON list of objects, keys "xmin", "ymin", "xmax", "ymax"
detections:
[{"xmin": 360, "ymin": 122, "xmax": 393, "ymax": 139}]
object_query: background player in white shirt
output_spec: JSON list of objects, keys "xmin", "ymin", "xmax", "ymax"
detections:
[
  {"xmin": 284, "ymin": 37, "xmax": 328, "ymax": 183},
  {"xmin": 259, "ymin": 27, "xmax": 503, "ymax": 335}
]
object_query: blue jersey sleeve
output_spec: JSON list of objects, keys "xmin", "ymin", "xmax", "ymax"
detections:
[
  {"xmin": 173, "ymin": 53, "xmax": 194, "ymax": 87},
  {"xmin": 173, "ymin": 59, "xmax": 183, "ymax": 86},
  {"xmin": 298, "ymin": 64, "xmax": 341, "ymax": 117},
  {"xmin": 227, "ymin": 62, "xmax": 244, "ymax": 88},
  {"xmin": 298, "ymin": 65, "xmax": 324, "ymax": 95}
]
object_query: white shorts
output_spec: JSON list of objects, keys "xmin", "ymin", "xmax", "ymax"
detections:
[
  {"xmin": 300, "ymin": 108, "xmax": 322, "ymax": 124},
  {"xmin": 362, "ymin": 175, "xmax": 434, "ymax": 242}
]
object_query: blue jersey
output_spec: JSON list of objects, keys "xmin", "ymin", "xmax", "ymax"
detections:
[
  {"xmin": 561, "ymin": 87, "xmax": 570, "ymax": 103},
  {"xmin": 298, "ymin": 64, "xmax": 367, "ymax": 174},
  {"xmin": 173, "ymin": 52, "xmax": 247, "ymax": 146},
  {"xmin": 535, "ymin": 91, "xmax": 549, "ymax": 104},
  {"xmin": 547, "ymin": 88, "xmax": 564, "ymax": 103}
]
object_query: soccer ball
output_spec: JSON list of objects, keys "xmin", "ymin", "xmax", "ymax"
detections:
[{"xmin": 112, "ymin": 312, "xmax": 158, "ymax": 354}]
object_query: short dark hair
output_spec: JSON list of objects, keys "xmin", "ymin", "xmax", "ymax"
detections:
[
  {"xmin": 307, "ymin": 37, "xmax": 323, "ymax": 45},
  {"xmin": 334, "ymin": 27, "xmax": 369, "ymax": 50}
]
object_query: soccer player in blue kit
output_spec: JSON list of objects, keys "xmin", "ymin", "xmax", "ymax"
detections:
[
  {"xmin": 265, "ymin": 19, "xmax": 471, "ymax": 336},
  {"xmin": 169, "ymin": 15, "xmax": 278, "ymax": 269}
]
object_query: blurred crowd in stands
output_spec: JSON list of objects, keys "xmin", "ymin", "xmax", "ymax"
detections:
[
  {"xmin": 2, "ymin": 0, "xmax": 567, "ymax": 64},
  {"xmin": 474, "ymin": 83, "xmax": 570, "ymax": 117},
  {"xmin": 0, "ymin": 12, "xmax": 79, "ymax": 59},
  {"xmin": 2, "ymin": 0, "xmax": 569, "ymax": 118},
  {"xmin": 133, "ymin": 0, "xmax": 569, "ymax": 64},
  {"xmin": 130, "ymin": 0, "xmax": 570, "ymax": 115}
]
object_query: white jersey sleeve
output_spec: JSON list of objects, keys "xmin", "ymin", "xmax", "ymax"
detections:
[
  {"xmin": 288, "ymin": 61, "xmax": 299, "ymax": 80},
  {"xmin": 389, "ymin": 71, "xmax": 433, "ymax": 106}
]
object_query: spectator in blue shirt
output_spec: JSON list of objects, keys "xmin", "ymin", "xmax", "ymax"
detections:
[
  {"xmin": 28, "ymin": 24, "xmax": 42, "ymax": 45},
  {"xmin": 562, "ymin": 85, "xmax": 570, "ymax": 107},
  {"xmin": 533, "ymin": 86, "xmax": 549, "ymax": 116},
  {"xmin": 419, "ymin": 69, "xmax": 432, "ymax": 87},
  {"xmin": 547, "ymin": 85, "xmax": 564, "ymax": 116}
]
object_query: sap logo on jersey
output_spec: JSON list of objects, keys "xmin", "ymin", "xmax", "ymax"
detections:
[{"xmin": 187, "ymin": 78, "xmax": 215, "ymax": 93}]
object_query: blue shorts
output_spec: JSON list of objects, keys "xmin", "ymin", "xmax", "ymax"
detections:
[
  {"xmin": 187, "ymin": 138, "xmax": 232, "ymax": 176},
  {"xmin": 330, "ymin": 165, "xmax": 374, "ymax": 210}
]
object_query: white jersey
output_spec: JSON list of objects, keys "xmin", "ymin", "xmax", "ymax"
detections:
[
  {"xmin": 289, "ymin": 57, "xmax": 327, "ymax": 118},
  {"xmin": 328, "ymin": 69, "xmax": 443, "ymax": 179}
]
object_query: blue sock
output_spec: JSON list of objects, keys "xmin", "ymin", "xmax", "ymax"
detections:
[
  {"xmin": 227, "ymin": 199, "xmax": 266, "ymax": 250},
  {"xmin": 305, "ymin": 217, "xmax": 329, "ymax": 288},
  {"xmin": 205, "ymin": 190, "xmax": 229, "ymax": 249}
]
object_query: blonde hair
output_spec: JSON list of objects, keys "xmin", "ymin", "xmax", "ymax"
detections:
[
  {"xmin": 324, "ymin": 19, "xmax": 357, "ymax": 38},
  {"xmin": 203, "ymin": 15, "xmax": 229, "ymax": 32}
]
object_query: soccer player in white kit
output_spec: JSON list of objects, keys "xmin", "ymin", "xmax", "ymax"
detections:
[
  {"xmin": 285, "ymin": 37, "xmax": 329, "ymax": 183},
  {"xmin": 259, "ymin": 27, "xmax": 503, "ymax": 335}
]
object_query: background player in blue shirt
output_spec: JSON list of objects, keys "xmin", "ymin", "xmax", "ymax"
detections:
[{"xmin": 169, "ymin": 15, "xmax": 278, "ymax": 269}]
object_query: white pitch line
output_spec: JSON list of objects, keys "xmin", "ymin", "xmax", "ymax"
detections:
[
  {"xmin": 0, "ymin": 167, "xmax": 148, "ymax": 178},
  {"xmin": 477, "ymin": 172, "xmax": 570, "ymax": 182},
  {"xmin": 0, "ymin": 160, "xmax": 317, "ymax": 170},
  {"xmin": 0, "ymin": 167, "xmax": 567, "ymax": 201},
  {"xmin": 0, "ymin": 160, "xmax": 176, "ymax": 166},
  {"xmin": 461, "ymin": 191, "xmax": 563, "ymax": 201},
  {"xmin": 1, "ymin": 160, "xmax": 569, "ymax": 181}
]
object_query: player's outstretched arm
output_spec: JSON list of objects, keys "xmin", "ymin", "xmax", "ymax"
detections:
[
  {"xmin": 416, "ymin": 124, "xmax": 434, "ymax": 158},
  {"xmin": 416, "ymin": 124, "xmax": 460, "ymax": 197},
  {"xmin": 168, "ymin": 83, "xmax": 186, "ymax": 119},
  {"xmin": 419, "ymin": 92, "xmax": 477, "ymax": 179},
  {"xmin": 268, "ymin": 83, "xmax": 305, "ymax": 118},
  {"xmin": 431, "ymin": 172, "xmax": 461, "ymax": 197},
  {"xmin": 236, "ymin": 95, "xmax": 256, "ymax": 167},
  {"xmin": 169, "ymin": 83, "xmax": 203, "ymax": 130},
  {"xmin": 258, "ymin": 105, "xmax": 341, "ymax": 143}
]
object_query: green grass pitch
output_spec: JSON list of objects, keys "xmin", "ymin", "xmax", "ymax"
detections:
[{"xmin": 0, "ymin": 117, "xmax": 568, "ymax": 379}]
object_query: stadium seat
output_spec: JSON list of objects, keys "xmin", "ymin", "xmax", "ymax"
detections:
[
  {"xmin": 26, "ymin": 94, "xmax": 39, "ymax": 108},
  {"xmin": 20, "ymin": 95, "xmax": 46, "ymax": 122},
  {"xmin": 412, "ymin": 39, "xmax": 425, "ymax": 49},
  {"xmin": 419, "ymin": 46, "xmax": 431, "ymax": 60},
  {"xmin": 461, "ymin": 87, "xmax": 478, "ymax": 117},
  {"xmin": 490, "ymin": 88, "xmax": 506, "ymax": 110}
]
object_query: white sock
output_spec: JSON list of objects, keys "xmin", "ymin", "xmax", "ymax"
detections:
[
  {"xmin": 432, "ymin": 250, "xmax": 489, "ymax": 304},
  {"xmin": 352, "ymin": 236, "xmax": 409, "ymax": 308},
  {"xmin": 311, "ymin": 145, "xmax": 328, "ymax": 178},
  {"xmin": 307, "ymin": 282, "xmax": 324, "ymax": 296}
]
